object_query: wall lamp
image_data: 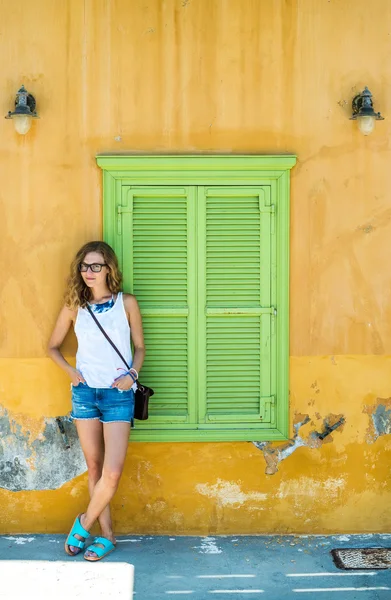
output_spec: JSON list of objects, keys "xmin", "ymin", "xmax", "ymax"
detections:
[
  {"xmin": 350, "ymin": 87, "xmax": 384, "ymax": 135},
  {"xmin": 5, "ymin": 85, "xmax": 39, "ymax": 134}
]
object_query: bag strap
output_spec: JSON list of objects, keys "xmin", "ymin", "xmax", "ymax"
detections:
[{"xmin": 86, "ymin": 304, "xmax": 130, "ymax": 371}]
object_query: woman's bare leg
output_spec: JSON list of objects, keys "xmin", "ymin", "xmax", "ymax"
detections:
[
  {"xmin": 80, "ymin": 421, "xmax": 131, "ymax": 557},
  {"xmin": 67, "ymin": 419, "xmax": 114, "ymax": 554}
]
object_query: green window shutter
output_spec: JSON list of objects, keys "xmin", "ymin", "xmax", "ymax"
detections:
[
  {"xmin": 121, "ymin": 186, "xmax": 197, "ymax": 427},
  {"xmin": 197, "ymin": 187, "xmax": 275, "ymax": 431},
  {"xmin": 100, "ymin": 155, "xmax": 295, "ymax": 441}
]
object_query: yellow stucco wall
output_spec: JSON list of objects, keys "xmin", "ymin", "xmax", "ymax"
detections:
[{"xmin": 1, "ymin": 0, "xmax": 391, "ymax": 534}]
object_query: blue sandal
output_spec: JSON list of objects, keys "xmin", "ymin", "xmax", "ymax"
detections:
[
  {"xmin": 84, "ymin": 537, "xmax": 116, "ymax": 562},
  {"xmin": 65, "ymin": 514, "xmax": 90, "ymax": 556}
]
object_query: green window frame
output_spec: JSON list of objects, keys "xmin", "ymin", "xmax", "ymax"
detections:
[{"xmin": 97, "ymin": 155, "xmax": 296, "ymax": 442}]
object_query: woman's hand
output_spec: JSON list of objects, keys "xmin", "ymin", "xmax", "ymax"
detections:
[
  {"xmin": 68, "ymin": 367, "xmax": 86, "ymax": 387},
  {"xmin": 111, "ymin": 374, "xmax": 134, "ymax": 391}
]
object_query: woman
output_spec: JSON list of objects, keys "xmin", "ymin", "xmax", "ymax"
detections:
[{"xmin": 48, "ymin": 241, "xmax": 145, "ymax": 561}]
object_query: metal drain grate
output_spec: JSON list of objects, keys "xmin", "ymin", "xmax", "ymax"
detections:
[{"xmin": 331, "ymin": 548, "xmax": 391, "ymax": 570}]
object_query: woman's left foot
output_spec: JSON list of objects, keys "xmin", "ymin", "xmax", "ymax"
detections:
[{"xmin": 84, "ymin": 536, "xmax": 116, "ymax": 561}]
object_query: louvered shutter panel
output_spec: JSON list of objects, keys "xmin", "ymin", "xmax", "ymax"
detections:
[
  {"xmin": 197, "ymin": 187, "xmax": 275, "ymax": 429},
  {"xmin": 121, "ymin": 187, "xmax": 196, "ymax": 427}
]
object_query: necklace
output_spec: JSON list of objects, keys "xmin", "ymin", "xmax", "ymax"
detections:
[{"xmin": 88, "ymin": 294, "xmax": 114, "ymax": 306}]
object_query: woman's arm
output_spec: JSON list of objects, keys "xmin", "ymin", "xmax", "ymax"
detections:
[
  {"xmin": 47, "ymin": 305, "xmax": 86, "ymax": 386},
  {"xmin": 112, "ymin": 294, "xmax": 145, "ymax": 390},
  {"xmin": 124, "ymin": 294, "xmax": 146, "ymax": 375}
]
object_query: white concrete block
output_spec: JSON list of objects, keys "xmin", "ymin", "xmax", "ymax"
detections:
[{"xmin": 0, "ymin": 560, "xmax": 134, "ymax": 600}]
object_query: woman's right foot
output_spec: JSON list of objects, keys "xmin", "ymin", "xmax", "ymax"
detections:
[
  {"xmin": 65, "ymin": 514, "xmax": 89, "ymax": 556},
  {"xmin": 68, "ymin": 535, "xmax": 86, "ymax": 555}
]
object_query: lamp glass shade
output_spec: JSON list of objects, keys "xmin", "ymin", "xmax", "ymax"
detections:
[
  {"xmin": 357, "ymin": 115, "xmax": 375, "ymax": 136},
  {"xmin": 13, "ymin": 115, "xmax": 32, "ymax": 135}
]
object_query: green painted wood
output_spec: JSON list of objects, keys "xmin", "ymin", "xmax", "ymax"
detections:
[
  {"xmin": 97, "ymin": 155, "xmax": 296, "ymax": 172},
  {"xmin": 275, "ymin": 171, "xmax": 290, "ymax": 438},
  {"xmin": 198, "ymin": 186, "xmax": 273, "ymax": 427},
  {"xmin": 127, "ymin": 428, "xmax": 287, "ymax": 442},
  {"xmin": 102, "ymin": 172, "xmax": 119, "ymax": 256},
  {"xmin": 98, "ymin": 155, "xmax": 295, "ymax": 442},
  {"xmin": 97, "ymin": 155, "xmax": 296, "ymax": 187},
  {"xmin": 121, "ymin": 186, "xmax": 197, "ymax": 425},
  {"xmin": 196, "ymin": 186, "xmax": 207, "ymax": 428}
]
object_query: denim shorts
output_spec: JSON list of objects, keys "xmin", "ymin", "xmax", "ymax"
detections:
[{"xmin": 71, "ymin": 383, "xmax": 135, "ymax": 424}]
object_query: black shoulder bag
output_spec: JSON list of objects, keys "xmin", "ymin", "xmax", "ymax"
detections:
[{"xmin": 86, "ymin": 305, "xmax": 154, "ymax": 420}]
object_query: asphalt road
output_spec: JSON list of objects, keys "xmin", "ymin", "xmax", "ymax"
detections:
[{"xmin": 1, "ymin": 533, "xmax": 390, "ymax": 599}]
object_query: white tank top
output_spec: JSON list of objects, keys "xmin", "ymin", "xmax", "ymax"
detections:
[{"xmin": 74, "ymin": 292, "xmax": 133, "ymax": 388}]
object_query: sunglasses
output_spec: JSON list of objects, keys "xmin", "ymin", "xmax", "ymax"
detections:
[{"xmin": 79, "ymin": 262, "xmax": 107, "ymax": 273}]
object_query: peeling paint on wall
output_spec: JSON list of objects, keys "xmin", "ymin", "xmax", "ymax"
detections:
[
  {"xmin": 253, "ymin": 413, "xmax": 345, "ymax": 475},
  {"xmin": 364, "ymin": 397, "xmax": 391, "ymax": 443},
  {"xmin": 196, "ymin": 479, "xmax": 267, "ymax": 508},
  {"xmin": 276, "ymin": 477, "xmax": 346, "ymax": 500},
  {"xmin": 0, "ymin": 406, "xmax": 86, "ymax": 491}
]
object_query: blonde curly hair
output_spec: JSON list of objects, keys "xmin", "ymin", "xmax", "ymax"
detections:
[{"xmin": 64, "ymin": 241, "xmax": 123, "ymax": 309}]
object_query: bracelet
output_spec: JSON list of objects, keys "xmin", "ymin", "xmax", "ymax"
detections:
[{"xmin": 128, "ymin": 368, "xmax": 138, "ymax": 381}]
